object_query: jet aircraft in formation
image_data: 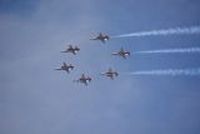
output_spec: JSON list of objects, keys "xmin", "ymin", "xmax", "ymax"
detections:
[
  {"xmin": 101, "ymin": 68, "xmax": 119, "ymax": 80},
  {"xmin": 55, "ymin": 62, "xmax": 74, "ymax": 73},
  {"xmin": 74, "ymin": 74, "xmax": 92, "ymax": 86},
  {"xmin": 90, "ymin": 33, "xmax": 110, "ymax": 43},
  {"xmin": 61, "ymin": 45, "xmax": 80, "ymax": 55},
  {"xmin": 112, "ymin": 48, "xmax": 131, "ymax": 59}
]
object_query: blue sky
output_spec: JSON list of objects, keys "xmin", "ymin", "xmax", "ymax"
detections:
[{"xmin": 1, "ymin": 0, "xmax": 200, "ymax": 134}]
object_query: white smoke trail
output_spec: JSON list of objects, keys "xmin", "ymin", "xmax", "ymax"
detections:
[
  {"xmin": 125, "ymin": 68, "xmax": 200, "ymax": 76},
  {"xmin": 135, "ymin": 47, "xmax": 200, "ymax": 54},
  {"xmin": 113, "ymin": 26, "xmax": 200, "ymax": 38}
]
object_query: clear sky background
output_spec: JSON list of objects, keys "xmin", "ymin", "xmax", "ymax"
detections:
[{"xmin": 1, "ymin": 0, "xmax": 200, "ymax": 134}]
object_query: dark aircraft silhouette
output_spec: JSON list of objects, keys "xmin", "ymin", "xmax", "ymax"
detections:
[
  {"xmin": 112, "ymin": 48, "xmax": 130, "ymax": 59},
  {"xmin": 90, "ymin": 33, "xmax": 110, "ymax": 43},
  {"xmin": 74, "ymin": 74, "xmax": 92, "ymax": 86},
  {"xmin": 61, "ymin": 45, "xmax": 80, "ymax": 55},
  {"xmin": 55, "ymin": 62, "xmax": 74, "ymax": 73},
  {"xmin": 101, "ymin": 68, "xmax": 119, "ymax": 80}
]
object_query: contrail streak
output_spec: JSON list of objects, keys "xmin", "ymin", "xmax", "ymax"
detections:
[
  {"xmin": 135, "ymin": 47, "xmax": 200, "ymax": 54},
  {"xmin": 113, "ymin": 26, "xmax": 200, "ymax": 38},
  {"xmin": 125, "ymin": 68, "xmax": 200, "ymax": 76}
]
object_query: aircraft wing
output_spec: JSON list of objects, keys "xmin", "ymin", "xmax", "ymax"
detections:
[
  {"xmin": 122, "ymin": 54, "xmax": 127, "ymax": 59},
  {"xmin": 110, "ymin": 74, "xmax": 114, "ymax": 80},
  {"xmin": 64, "ymin": 69, "xmax": 70, "ymax": 73}
]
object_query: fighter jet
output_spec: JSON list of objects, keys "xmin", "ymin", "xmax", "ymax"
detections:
[
  {"xmin": 112, "ymin": 48, "xmax": 130, "ymax": 59},
  {"xmin": 101, "ymin": 68, "xmax": 119, "ymax": 80},
  {"xmin": 61, "ymin": 45, "xmax": 80, "ymax": 55},
  {"xmin": 90, "ymin": 33, "xmax": 110, "ymax": 43},
  {"xmin": 55, "ymin": 62, "xmax": 74, "ymax": 73},
  {"xmin": 74, "ymin": 74, "xmax": 92, "ymax": 86}
]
